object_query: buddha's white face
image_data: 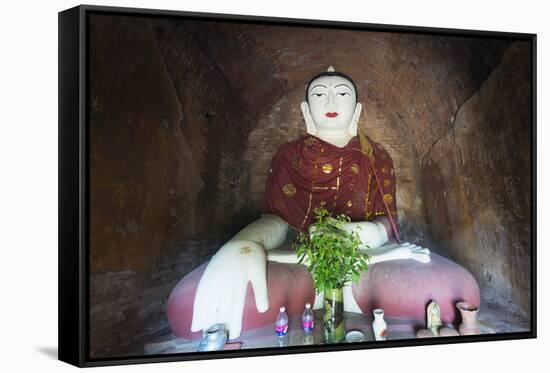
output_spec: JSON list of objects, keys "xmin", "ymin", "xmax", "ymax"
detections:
[{"xmin": 306, "ymin": 75, "xmax": 357, "ymax": 132}]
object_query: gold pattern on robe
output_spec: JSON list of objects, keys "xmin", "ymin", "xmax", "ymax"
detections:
[
  {"xmin": 320, "ymin": 201, "xmax": 327, "ymax": 206},
  {"xmin": 322, "ymin": 163, "xmax": 333, "ymax": 174},
  {"xmin": 292, "ymin": 158, "xmax": 301, "ymax": 171},
  {"xmin": 300, "ymin": 152, "xmax": 321, "ymax": 229},
  {"xmin": 283, "ymin": 183, "xmax": 297, "ymax": 198},
  {"xmin": 304, "ymin": 137, "xmax": 315, "ymax": 146},
  {"xmin": 382, "ymin": 166, "xmax": 388, "ymax": 174},
  {"xmin": 383, "ymin": 179, "xmax": 391, "ymax": 187},
  {"xmin": 347, "ymin": 200, "xmax": 353, "ymax": 207},
  {"xmin": 332, "ymin": 157, "xmax": 344, "ymax": 210},
  {"xmin": 383, "ymin": 194, "xmax": 393, "ymax": 204},
  {"xmin": 364, "ymin": 173, "xmax": 372, "ymax": 220},
  {"xmin": 350, "ymin": 163, "xmax": 360, "ymax": 174}
]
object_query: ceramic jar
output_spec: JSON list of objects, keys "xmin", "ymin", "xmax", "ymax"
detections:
[
  {"xmin": 456, "ymin": 302, "xmax": 481, "ymax": 335},
  {"xmin": 198, "ymin": 323, "xmax": 228, "ymax": 351},
  {"xmin": 372, "ymin": 308, "xmax": 387, "ymax": 341}
]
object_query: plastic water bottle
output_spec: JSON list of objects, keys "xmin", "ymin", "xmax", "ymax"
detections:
[
  {"xmin": 275, "ymin": 306, "xmax": 289, "ymax": 337},
  {"xmin": 302, "ymin": 303, "xmax": 314, "ymax": 333}
]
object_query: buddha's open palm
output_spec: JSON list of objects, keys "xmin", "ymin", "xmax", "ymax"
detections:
[
  {"xmin": 364, "ymin": 242, "xmax": 431, "ymax": 264},
  {"xmin": 191, "ymin": 239, "xmax": 268, "ymax": 339},
  {"xmin": 390, "ymin": 242, "xmax": 431, "ymax": 263}
]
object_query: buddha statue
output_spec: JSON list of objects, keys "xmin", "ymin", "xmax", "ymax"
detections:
[{"xmin": 166, "ymin": 67, "xmax": 480, "ymax": 341}]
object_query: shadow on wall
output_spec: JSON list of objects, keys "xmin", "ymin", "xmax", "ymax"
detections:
[{"xmin": 421, "ymin": 42, "xmax": 532, "ymax": 318}]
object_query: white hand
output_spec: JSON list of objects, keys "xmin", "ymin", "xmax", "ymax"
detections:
[
  {"xmin": 395, "ymin": 242, "xmax": 431, "ymax": 263},
  {"xmin": 368, "ymin": 242, "xmax": 431, "ymax": 264},
  {"xmin": 191, "ymin": 239, "xmax": 268, "ymax": 340}
]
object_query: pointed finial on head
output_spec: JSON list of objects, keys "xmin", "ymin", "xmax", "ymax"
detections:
[{"xmin": 327, "ymin": 65, "xmax": 335, "ymax": 72}]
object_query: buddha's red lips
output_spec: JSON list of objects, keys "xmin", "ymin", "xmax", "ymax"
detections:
[{"xmin": 325, "ymin": 112, "xmax": 338, "ymax": 118}]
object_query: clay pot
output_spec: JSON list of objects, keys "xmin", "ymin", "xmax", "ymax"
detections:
[{"xmin": 456, "ymin": 301, "xmax": 481, "ymax": 335}]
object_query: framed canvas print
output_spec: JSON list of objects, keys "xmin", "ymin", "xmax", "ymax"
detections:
[{"xmin": 58, "ymin": 4, "xmax": 536, "ymax": 368}]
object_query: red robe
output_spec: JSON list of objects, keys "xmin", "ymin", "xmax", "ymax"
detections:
[{"xmin": 263, "ymin": 134, "xmax": 398, "ymax": 232}]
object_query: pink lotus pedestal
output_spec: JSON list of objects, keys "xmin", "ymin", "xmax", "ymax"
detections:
[{"xmin": 166, "ymin": 252, "xmax": 480, "ymax": 340}]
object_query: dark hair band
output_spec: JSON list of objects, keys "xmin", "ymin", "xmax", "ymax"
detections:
[{"xmin": 305, "ymin": 71, "xmax": 358, "ymax": 102}]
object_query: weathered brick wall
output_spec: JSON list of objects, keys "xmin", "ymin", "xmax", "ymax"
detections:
[
  {"xmin": 89, "ymin": 15, "xmax": 205, "ymax": 273},
  {"xmin": 89, "ymin": 238, "xmax": 223, "ymax": 358},
  {"xmin": 87, "ymin": 15, "xmax": 211, "ymax": 357},
  {"xmin": 421, "ymin": 42, "xmax": 532, "ymax": 317},
  {"xmin": 88, "ymin": 15, "xmax": 257, "ymax": 357}
]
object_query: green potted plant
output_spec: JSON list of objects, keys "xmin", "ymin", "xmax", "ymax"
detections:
[{"xmin": 293, "ymin": 206, "xmax": 370, "ymax": 343}]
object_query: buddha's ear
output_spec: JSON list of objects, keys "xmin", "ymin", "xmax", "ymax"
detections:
[
  {"xmin": 348, "ymin": 102, "xmax": 362, "ymax": 136},
  {"xmin": 301, "ymin": 101, "xmax": 317, "ymax": 135}
]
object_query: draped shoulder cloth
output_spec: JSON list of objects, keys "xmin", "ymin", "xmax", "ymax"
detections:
[{"xmin": 263, "ymin": 132, "xmax": 398, "ymax": 232}]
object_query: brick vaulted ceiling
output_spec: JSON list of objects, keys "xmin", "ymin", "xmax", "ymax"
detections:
[{"xmin": 169, "ymin": 19, "xmax": 512, "ymax": 159}]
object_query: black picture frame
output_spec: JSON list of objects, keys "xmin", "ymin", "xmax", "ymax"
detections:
[{"xmin": 59, "ymin": 4, "xmax": 537, "ymax": 368}]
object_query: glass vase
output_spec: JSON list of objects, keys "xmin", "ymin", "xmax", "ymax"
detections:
[{"xmin": 323, "ymin": 287, "xmax": 345, "ymax": 343}]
